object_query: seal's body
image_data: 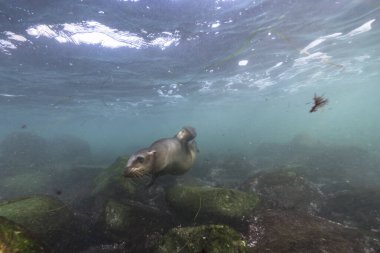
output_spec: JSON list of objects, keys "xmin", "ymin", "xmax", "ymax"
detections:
[{"xmin": 124, "ymin": 127, "xmax": 198, "ymax": 186}]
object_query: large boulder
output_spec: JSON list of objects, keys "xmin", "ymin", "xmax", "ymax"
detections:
[
  {"xmin": 192, "ymin": 152, "xmax": 258, "ymax": 187},
  {"xmin": 253, "ymin": 141, "xmax": 380, "ymax": 187},
  {"xmin": 157, "ymin": 224, "xmax": 248, "ymax": 253},
  {"xmin": 101, "ymin": 199, "xmax": 173, "ymax": 235},
  {"xmin": 320, "ymin": 187, "xmax": 380, "ymax": 231},
  {"xmin": 240, "ymin": 169, "xmax": 324, "ymax": 214},
  {"xmin": 97, "ymin": 199, "xmax": 174, "ymax": 252},
  {"xmin": 247, "ymin": 210, "xmax": 380, "ymax": 253},
  {"xmin": 0, "ymin": 216, "xmax": 50, "ymax": 253},
  {"xmin": 166, "ymin": 185, "xmax": 259, "ymax": 223},
  {"xmin": 92, "ymin": 155, "xmax": 135, "ymax": 199},
  {"xmin": 0, "ymin": 132, "xmax": 48, "ymax": 174},
  {"xmin": 0, "ymin": 171, "xmax": 53, "ymax": 200},
  {"xmin": 0, "ymin": 195, "xmax": 86, "ymax": 252}
]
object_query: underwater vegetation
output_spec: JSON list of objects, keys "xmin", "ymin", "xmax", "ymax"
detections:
[
  {"xmin": 0, "ymin": 216, "xmax": 50, "ymax": 253},
  {"xmin": 166, "ymin": 185, "xmax": 259, "ymax": 223},
  {"xmin": 157, "ymin": 225, "xmax": 248, "ymax": 253}
]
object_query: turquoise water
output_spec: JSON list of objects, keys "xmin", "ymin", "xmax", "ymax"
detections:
[
  {"xmin": 0, "ymin": 1, "xmax": 379, "ymax": 170},
  {"xmin": 1, "ymin": 0, "xmax": 380, "ymax": 159}
]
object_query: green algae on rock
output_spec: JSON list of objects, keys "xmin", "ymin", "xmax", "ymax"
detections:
[
  {"xmin": 157, "ymin": 224, "xmax": 247, "ymax": 253},
  {"xmin": 0, "ymin": 195, "xmax": 77, "ymax": 251},
  {"xmin": 103, "ymin": 200, "xmax": 132, "ymax": 233},
  {"xmin": 166, "ymin": 185, "xmax": 259, "ymax": 222},
  {"xmin": 100, "ymin": 199, "xmax": 175, "ymax": 252},
  {"xmin": 0, "ymin": 216, "xmax": 50, "ymax": 253},
  {"xmin": 93, "ymin": 155, "xmax": 135, "ymax": 198},
  {"xmin": 102, "ymin": 199, "xmax": 174, "ymax": 234}
]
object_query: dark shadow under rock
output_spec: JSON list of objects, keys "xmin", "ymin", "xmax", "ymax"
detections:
[{"xmin": 247, "ymin": 210, "xmax": 380, "ymax": 253}]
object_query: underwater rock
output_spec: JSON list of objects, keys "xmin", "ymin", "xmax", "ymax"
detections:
[
  {"xmin": 98, "ymin": 199, "xmax": 174, "ymax": 252},
  {"xmin": 247, "ymin": 210, "xmax": 380, "ymax": 253},
  {"xmin": 93, "ymin": 155, "xmax": 136, "ymax": 199},
  {"xmin": 0, "ymin": 171, "xmax": 53, "ymax": 200},
  {"xmin": 0, "ymin": 132, "xmax": 48, "ymax": 174},
  {"xmin": 51, "ymin": 166, "xmax": 103, "ymax": 210},
  {"xmin": 0, "ymin": 216, "xmax": 50, "ymax": 253},
  {"xmin": 157, "ymin": 224, "xmax": 248, "ymax": 253},
  {"xmin": 103, "ymin": 200, "xmax": 132, "ymax": 234},
  {"xmin": 166, "ymin": 185, "xmax": 259, "ymax": 223},
  {"xmin": 192, "ymin": 152, "xmax": 258, "ymax": 187},
  {"xmin": 253, "ymin": 141, "xmax": 380, "ymax": 187},
  {"xmin": 320, "ymin": 187, "xmax": 380, "ymax": 231},
  {"xmin": 0, "ymin": 195, "xmax": 85, "ymax": 252},
  {"xmin": 240, "ymin": 169, "xmax": 324, "ymax": 214}
]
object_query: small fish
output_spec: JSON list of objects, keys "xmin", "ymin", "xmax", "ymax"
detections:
[
  {"xmin": 309, "ymin": 93, "xmax": 328, "ymax": 113},
  {"xmin": 21, "ymin": 124, "xmax": 27, "ymax": 129}
]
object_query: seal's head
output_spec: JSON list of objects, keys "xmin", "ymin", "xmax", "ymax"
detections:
[
  {"xmin": 175, "ymin": 126, "xmax": 197, "ymax": 142},
  {"xmin": 124, "ymin": 149, "xmax": 156, "ymax": 178}
]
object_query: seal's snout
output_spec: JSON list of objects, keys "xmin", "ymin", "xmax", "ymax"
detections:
[
  {"xmin": 124, "ymin": 166, "xmax": 145, "ymax": 178},
  {"xmin": 123, "ymin": 166, "xmax": 131, "ymax": 177},
  {"xmin": 123, "ymin": 166, "xmax": 137, "ymax": 177}
]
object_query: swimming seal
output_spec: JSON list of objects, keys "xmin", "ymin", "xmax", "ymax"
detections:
[{"xmin": 124, "ymin": 126, "xmax": 198, "ymax": 186}]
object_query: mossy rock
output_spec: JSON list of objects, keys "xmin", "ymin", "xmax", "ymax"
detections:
[
  {"xmin": 93, "ymin": 155, "xmax": 135, "ymax": 198},
  {"xmin": 100, "ymin": 199, "xmax": 174, "ymax": 252},
  {"xmin": 103, "ymin": 200, "xmax": 132, "ymax": 233},
  {"xmin": 157, "ymin": 224, "xmax": 247, "ymax": 253},
  {"xmin": 0, "ymin": 216, "xmax": 50, "ymax": 253},
  {"xmin": 0, "ymin": 195, "xmax": 76, "ymax": 250},
  {"xmin": 166, "ymin": 186, "xmax": 259, "ymax": 222},
  {"xmin": 102, "ymin": 199, "xmax": 174, "ymax": 234}
]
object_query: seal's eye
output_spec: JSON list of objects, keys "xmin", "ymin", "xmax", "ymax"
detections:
[{"xmin": 136, "ymin": 156, "xmax": 145, "ymax": 163}]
